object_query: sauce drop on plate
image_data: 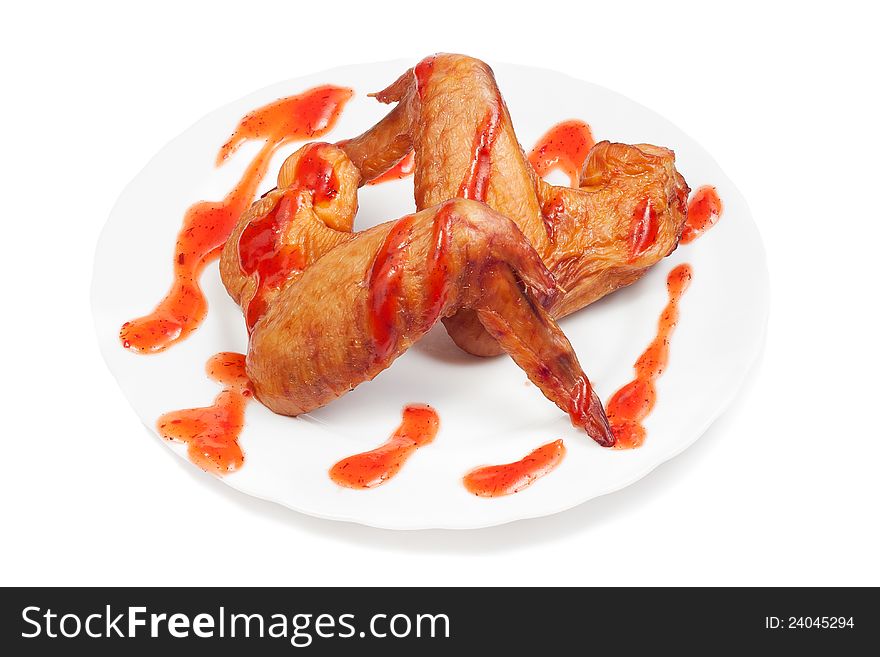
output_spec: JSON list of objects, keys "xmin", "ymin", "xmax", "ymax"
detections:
[
  {"xmin": 156, "ymin": 352, "xmax": 252, "ymax": 474},
  {"xmin": 119, "ymin": 85, "xmax": 352, "ymax": 353},
  {"xmin": 463, "ymin": 439, "xmax": 566, "ymax": 497},
  {"xmin": 329, "ymin": 404, "xmax": 440, "ymax": 489},
  {"xmin": 367, "ymin": 202, "xmax": 459, "ymax": 357},
  {"xmin": 528, "ymin": 120, "xmax": 595, "ymax": 187},
  {"xmin": 606, "ymin": 264, "xmax": 693, "ymax": 449},
  {"xmin": 681, "ymin": 185, "xmax": 723, "ymax": 244}
]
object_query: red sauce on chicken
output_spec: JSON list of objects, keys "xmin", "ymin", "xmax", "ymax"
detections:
[
  {"xmin": 414, "ymin": 56, "xmax": 437, "ymax": 97},
  {"xmin": 606, "ymin": 264, "xmax": 693, "ymax": 449},
  {"xmin": 236, "ymin": 143, "xmax": 339, "ymax": 331},
  {"xmin": 367, "ymin": 150, "xmax": 415, "ymax": 185},
  {"xmin": 424, "ymin": 202, "xmax": 456, "ymax": 325},
  {"xmin": 329, "ymin": 404, "xmax": 440, "ymax": 489},
  {"xmin": 368, "ymin": 201, "xmax": 458, "ymax": 355},
  {"xmin": 367, "ymin": 214, "xmax": 418, "ymax": 360},
  {"xmin": 629, "ymin": 198, "xmax": 660, "ymax": 261},
  {"xmin": 463, "ymin": 439, "xmax": 566, "ymax": 497},
  {"xmin": 156, "ymin": 352, "xmax": 252, "ymax": 474},
  {"xmin": 528, "ymin": 120, "xmax": 595, "ymax": 187},
  {"xmin": 215, "ymin": 87, "xmax": 354, "ymax": 166},
  {"xmin": 119, "ymin": 85, "xmax": 352, "ymax": 353},
  {"xmin": 681, "ymin": 186, "xmax": 723, "ymax": 244}
]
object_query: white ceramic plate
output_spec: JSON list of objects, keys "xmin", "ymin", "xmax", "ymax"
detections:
[{"xmin": 92, "ymin": 59, "xmax": 768, "ymax": 530}]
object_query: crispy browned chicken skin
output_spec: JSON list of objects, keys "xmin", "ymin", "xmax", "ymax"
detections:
[
  {"xmin": 342, "ymin": 54, "xmax": 690, "ymax": 356},
  {"xmin": 221, "ymin": 144, "xmax": 612, "ymax": 444}
]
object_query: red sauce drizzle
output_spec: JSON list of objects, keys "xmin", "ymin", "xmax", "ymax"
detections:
[
  {"xmin": 566, "ymin": 376, "xmax": 613, "ymax": 447},
  {"xmin": 628, "ymin": 198, "xmax": 659, "ymax": 261},
  {"xmin": 119, "ymin": 85, "xmax": 352, "ymax": 353},
  {"xmin": 329, "ymin": 404, "xmax": 440, "ymax": 489},
  {"xmin": 367, "ymin": 150, "xmax": 415, "ymax": 185},
  {"xmin": 458, "ymin": 104, "xmax": 502, "ymax": 202},
  {"xmin": 423, "ymin": 203, "xmax": 455, "ymax": 326},
  {"xmin": 681, "ymin": 185, "xmax": 723, "ymax": 244},
  {"xmin": 367, "ymin": 214, "xmax": 417, "ymax": 360},
  {"xmin": 528, "ymin": 120, "xmax": 595, "ymax": 187},
  {"xmin": 236, "ymin": 143, "xmax": 338, "ymax": 331},
  {"xmin": 606, "ymin": 264, "xmax": 693, "ymax": 449},
  {"xmin": 367, "ymin": 203, "xmax": 457, "ymax": 357},
  {"xmin": 215, "ymin": 87, "xmax": 354, "ymax": 166},
  {"xmin": 156, "ymin": 352, "xmax": 252, "ymax": 474},
  {"xmin": 540, "ymin": 193, "xmax": 566, "ymax": 242},
  {"xmin": 463, "ymin": 440, "xmax": 566, "ymax": 497},
  {"xmin": 414, "ymin": 56, "xmax": 436, "ymax": 97}
]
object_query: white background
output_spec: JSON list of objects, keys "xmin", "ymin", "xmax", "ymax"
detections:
[{"xmin": 1, "ymin": 0, "xmax": 877, "ymax": 586}]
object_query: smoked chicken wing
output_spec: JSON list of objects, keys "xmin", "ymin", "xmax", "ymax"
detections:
[
  {"xmin": 342, "ymin": 54, "xmax": 690, "ymax": 356},
  {"xmin": 221, "ymin": 143, "xmax": 613, "ymax": 445},
  {"xmin": 219, "ymin": 54, "xmax": 691, "ymax": 446}
]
